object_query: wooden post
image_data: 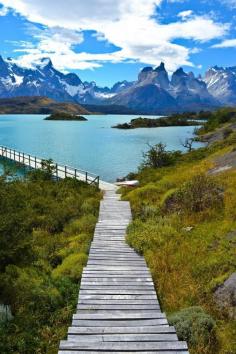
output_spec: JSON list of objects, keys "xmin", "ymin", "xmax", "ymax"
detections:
[
  {"xmin": 23, "ymin": 152, "xmax": 25, "ymax": 164},
  {"xmin": 56, "ymin": 163, "xmax": 58, "ymax": 179},
  {"xmin": 75, "ymin": 169, "xmax": 77, "ymax": 179},
  {"xmin": 35, "ymin": 156, "xmax": 37, "ymax": 169},
  {"xmin": 86, "ymin": 172, "xmax": 88, "ymax": 184},
  {"xmin": 14, "ymin": 150, "xmax": 15, "ymax": 160},
  {"xmin": 65, "ymin": 166, "xmax": 67, "ymax": 178}
]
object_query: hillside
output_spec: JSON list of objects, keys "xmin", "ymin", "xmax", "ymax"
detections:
[
  {"xmin": 0, "ymin": 96, "xmax": 90, "ymax": 115},
  {"xmin": 120, "ymin": 112, "xmax": 236, "ymax": 354}
]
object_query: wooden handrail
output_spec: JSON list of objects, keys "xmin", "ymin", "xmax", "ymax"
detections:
[{"xmin": 0, "ymin": 145, "xmax": 99, "ymax": 188}]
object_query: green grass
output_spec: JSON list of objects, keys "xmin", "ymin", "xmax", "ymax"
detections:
[{"xmin": 122, "ymin": 138, "xmax": 236, "ymax": 354}]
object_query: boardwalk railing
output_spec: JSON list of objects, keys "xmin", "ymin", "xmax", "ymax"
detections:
[{"xmin": 0, "ymin": 146, "xmax": 99, "ymax": 187}]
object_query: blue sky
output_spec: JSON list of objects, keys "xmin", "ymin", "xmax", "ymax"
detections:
[{"xmin": 0, "ymin": 0, "xmax": 236, "ymax": 86}]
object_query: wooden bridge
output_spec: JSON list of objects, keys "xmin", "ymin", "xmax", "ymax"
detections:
[
  {"xmin": 0, "ymin": 145, "xmax": 116, "ymax": 191},
  {"xmin": 59, "ymin": 190, "xmax": 189, "ymax": 353}
]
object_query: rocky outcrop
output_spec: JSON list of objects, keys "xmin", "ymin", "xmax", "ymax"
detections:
[{"xmin": 214, "ymin": 273, "xmax": 236, "ymax": 319}]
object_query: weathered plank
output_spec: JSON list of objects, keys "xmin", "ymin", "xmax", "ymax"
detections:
[
  {"xmin": 73, "ymin": 312, "xmax": 166, "ymax": 320},
  {"xmin": 68, "ymin": 326, "xmax": 175, "ymax": 335},
  {"xmin": 71, "ymin": 318, "xmax": 169, "ymax": 327},
  {"xmin": 67, "ymin": 333, "xmax": 178, "ymax": 342},
  {"xmin": 76, "ymin": 304, "xmax": 160, "ymax": 310},
  {"xmin": 59, "ymin": 341, "xmax": 188, "ymax": 351},
  {"xmin": 59, "ymin": 350, "xmax": 189, "ymax": 354}
]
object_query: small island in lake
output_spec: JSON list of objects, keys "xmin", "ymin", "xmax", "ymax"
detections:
[
  {"xmin": 112, "ymin": 114, "xmax": 202, "ymax": 129},
  {"xmin": 45, "ymin": 112, "xmax": 88, "ymax": 121}
]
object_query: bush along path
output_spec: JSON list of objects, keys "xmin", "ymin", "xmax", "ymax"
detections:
[{"xmin": 59, "ymin": 190, "xmax": 189, "ymax": 353}]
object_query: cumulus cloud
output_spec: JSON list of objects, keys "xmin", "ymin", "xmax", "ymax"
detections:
[
  {"xmin": 212, "ymin": 38, "xmax": 236, "ymax": 48},
  {"xmin": 178, "ymin": 10, "xmax": 193, "ymax": 19},
  {"xmin": 0, "ymin": 0, "xmax": 229, "ymax": 71}
]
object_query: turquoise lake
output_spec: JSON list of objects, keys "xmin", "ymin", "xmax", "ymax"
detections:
[{"xmin": 0, "ymin": 114, "xmax": 202, "ymax": 182}]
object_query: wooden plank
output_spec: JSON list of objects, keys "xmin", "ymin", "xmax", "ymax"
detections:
[
  {"xmin": 79, "ymin": 290, "xmax": 156, "ymax": 295},
  {"xmin": 85, "ymin": 266, "xmax": 149, "ymax": 270},
  {"xmin": 73, "ymin": 313, "xmax": 166, "ymax": 320},
  {"xmin": 80, "ymin": 286, "xmax": 155, "ymax": 291},
  {"xmin": 81, "ymin": 282, "xmax": 153, "ymax": 286},
  {"xmin": 68, "ymin": 325, "xmax": 175, "ymax": 335},
  {"xmin": 78, "ymin": 299, "xmax": 159, "ymax": 305},
  {"xmin": 59, "ymin": 350, "xmax": 189, "ymax": 354},
  {"xmin": 77, "ymin": 304, "xmax": 160, "ymax": 310},
  {"xmin": 79, "ymin": 295, "xmax": 157, "ymax": 300},
  {"xmin": 71, "ymin": 318, "xmax": 169, "ymax": 327},
  {"xmin": 81, "ymin": 277, "xmax": 152, "ymax": 281},
  {"xmin": 67, "ymin": 333, "xmax": 178, "ymax": 342},
  {"xmin": 59, "ymin": 341, "xmax": 188, "ymax": 350}
]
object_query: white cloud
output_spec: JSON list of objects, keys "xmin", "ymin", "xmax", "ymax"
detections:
[
  {"xmin": 178, "ymin": 10, "xmax": 193, "ymax": 19},
  {"xmin": 0, "ymin": 5, "xmax": 8, "ymax": 15},
  {"xmin": 0, "ymin": 0, "xmax": 229, "ymax": 71},
  {"xmin": 212, "ymin": 38, "xmax": 236, "ymax": 48}
]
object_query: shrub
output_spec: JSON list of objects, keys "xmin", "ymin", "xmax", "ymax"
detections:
[
  {"xmin": 141, "ymin": 143, "xmax": 181, "ymax": 169},
  {"xmin": 64, "ymin": 214, "xmax": 97, "ymax": 235},
  {"xmin": 168, "ymin": 306, "xmax": 217, "ymax": 351},
  {"xmin": 52, "ymin": 253, "xmax": 87, "ymax": 280},
  {"xmin": 163, "ymin": 174, "xmax": 224, "ymax": 214}
]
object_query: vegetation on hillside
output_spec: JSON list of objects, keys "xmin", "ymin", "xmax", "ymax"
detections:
[
  {"xmin": 113, "ymin": 116, "xmax": 202, "ymax": 129},
  {"xmin": 45, "ymin": 112, "xmax": 87, "ymax": 121},
  {"xmin": 196, "ymin": 107, "xmax": 236, "ymax": 135},
  {"xmin": 121, "ymin": 130, "xmax": 236, "ymax": 353},
  {"xmin": 0, "ymin": 166, "xmax": 101, "ymax": 353},
  {"xmin": 0, "ymin": 96, "xmax": 90, "ymax": 115}
]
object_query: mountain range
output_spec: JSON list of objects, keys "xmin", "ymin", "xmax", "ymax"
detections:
[{"xmin": 1, "ymin": 55, "xmax": 236, "ymax": 114}]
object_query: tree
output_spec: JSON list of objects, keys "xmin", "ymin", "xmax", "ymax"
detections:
[{"xmin": 181, "ymin": 138, "xmax": 194, "ymax": 152}]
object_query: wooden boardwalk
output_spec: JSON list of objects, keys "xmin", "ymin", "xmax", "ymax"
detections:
[
  {"xmin": 59, "ymin": 190, "xmax": 189, "ymax": 353},
  {"xmin": 0, "ymin": 145, "xmax": 116, "ymax": 191}
]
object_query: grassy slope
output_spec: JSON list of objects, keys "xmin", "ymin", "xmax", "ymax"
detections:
[{"xmin": 121, "ymin": 133, "xmax": 236, "ymax": 353}]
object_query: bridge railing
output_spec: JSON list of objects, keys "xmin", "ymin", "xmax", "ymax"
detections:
[{"xmin": 0, "ymin": 146, "xmax": 99, "ymax": 187}]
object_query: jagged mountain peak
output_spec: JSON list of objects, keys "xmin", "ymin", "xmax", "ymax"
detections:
[
  {"xmin": 138, "ymin": 63, "xmax": 170, "ymax": 89},
  {"xmin": 172, "ymin": 67, "xmax": 188, "ymax": 77},
  {"xmin": 36, "ymin": 57, "xmax": 53, "ymax": 69},
  {"xmin": 154, "ymin": 62, "xmax": 166, "ymax": 72}
]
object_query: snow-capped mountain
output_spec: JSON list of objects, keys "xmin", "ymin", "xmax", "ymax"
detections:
[
  {"xmin": 0, "ymin": 56, "xmax": 116, "ymax": 104},
  {"xmin": 204, "ymin": 66, "xmax": 236, "ymax": 105},
  {"xmin": 110, "ymin": 63, "xmax": 218, "ymax": 113},
  {"xmin": 1, "ymin": 55, "xmax": 236, "ymax": 113}
]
